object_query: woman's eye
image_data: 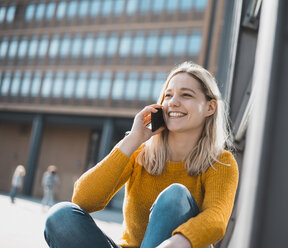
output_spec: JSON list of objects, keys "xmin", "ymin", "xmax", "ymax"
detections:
[
  {"xmin": 183, "ymin": 93, "xmax": 192, "ymax": 97},
  {"xmin": 164, "ymin": 94, "xmax": 172, "ymax": 98}
]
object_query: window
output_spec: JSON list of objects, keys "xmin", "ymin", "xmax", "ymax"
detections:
[
  {"xmin": 102, "ymin": 0, "xmax": 113, "ymax": 16},
  {"xmin": 46, "ymin": 2, "xmax": 56, "ymax": 20},
  {"xmin": 10, "ymin": 71, "xmax": 22, "ymax": 96},
  {"xmin": 106, "ymin": 33, "xmax": 118, "ymax": 57},
  {"xmin": 139, "ymin": 0, "xmax": 150, "ymax": 14},
  {"xmin": 139, "ymin": 72, "xmax": 152, "ymax": 100},
  {"xmin": 146, "ymin": 32, "xmax": 158, "ymax": 56},
  {"xmin": 31, "ymin": 71, "xmax": 42, "ymax": 97},
  {"xmin": 87, "ymin": 72, "xmax": 99, "ymax": 99},
  {"xmin": 0, "ymin": 38, "xmax": 9, "ymax": 58},
  {"xmin": 112, "ymin": 72, "xmax": 125, "ymax": 100},
  {"xmin": 0, "ymin": 7, "xmax": 6, "ymax": 23},
  {"xmin": 21, "ymin": 71, "xmax": 32, "ymax": 96},
  {"xmin": 95, "ymin": 33, "xmax": 106, "ymax": 56},
  {"xmin": 71, "ymin": 35, "xmax": 83, "ymax": 57},
  {"xmin": 67, "ymin": 1, "xmax": 78, "ymax": 19},
  {"xmin": 114, "ymin": 0, "xmax": 125, "ymax": 16},
  {"xmin": 1, "ymin": 72, "xmax": 11, "ymax": 96},
  {"xmin": 56, "ymin": 2, "xmax": 67, "ymax": 19},
  {"xmin": 119, "ymin": 32, "xmax": 131, "ymax": 57},
  {"xmin": 132, "ymin": 33, "xmax": 145, "ymax": 56},
  {"xmin": 63, "ymin": 71, "xmax": 76, "ymax": 98},
  {"xmin": 188, "ymin": 32, "xmax": 202, "ymax": 56},
  {"xmin": 125, "ymin": 72, "xmax": 138, "ymax": 100},
  {"xmin": 90, "ymin": 0, "xmax": 101, "ymax": 17},
  {"xmin": 83, "ymin": 35, "xmax": 94, "ymax": 57},
  {"xmin": 6, "ymin": 5, "xmax": 15, "ymax": 23},
  {"xmin": 159, "ymin": 32, "xmax": 173, "ymax": 56},
  {"xmin": 195, "ymin": 0, "xmax": 208, "ymax": 11},
  {"xmin": 52, "ymin": 71, "xmax": 64, "ymax": 97},
  {"xmin": 174, "ymin": 32, "xmax": 187, "ymax": 56},
  {"xmin": 166, "ymin": 0, "xmax": 178, "ymax": 13},
  {"xmin": 99, "ymin": 71, "xmax": 112, "ymax": 99},
  {"xmin": 28, "ymin": 37, "xmax": 38, "ymax": 57},
  {"xmin": 8, "ymin": 38, "xmax": 18, "ymax": 58},
  {"xmin": 152, "ymin": 0, "xmax": 165, "ymax": 13},
  {"xmin": 126, "ymin": 0, "xmax": 138, "ymax": 16},
  {"xmin": 78, "ymin": 0, "xmax": 90, "ymax": 18},
  {"xmin": 152, "ymin": 72, "xmax": 166, "ymax": 101},
  {"xmin": 35, "ymin": 3, "xmax": 46, "ymax": 20},
  {"xmin": 180, "ymin": 0, "xmax": 193, "ymax": 12},
  {"xmin": 18, "ymin": 38, "xmax": 28, "ymax": 58},
  {"xmin": 75, "ymin": 72, "xmax": 88, "ymax": 99},
  {"xmin": 25, "ymin": 4, "xmax": 35, "ymax": 21},
  {"xmin": 60, "ymin": 35, "xmax": 71, "ymax": 57},
  {"xmin": 41, "ymin": 71, "xmax": 53, "ymax": 97},
  {"xmin": 49, "ymin": 36, "xmax": 60, "ymax": 58},
  {"xmin": 38, "ymin": 37, "xmax": 49, "ymax": 57}
]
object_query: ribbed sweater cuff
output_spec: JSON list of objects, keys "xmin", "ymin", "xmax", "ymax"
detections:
[{"xmin": 109, "ymin": 147, "xmax": 130, "ymax": 165}]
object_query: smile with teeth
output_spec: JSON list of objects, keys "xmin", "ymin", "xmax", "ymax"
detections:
[{"xmin": 168, "ymin": 112, "xmax": 186, "ymax": 117}]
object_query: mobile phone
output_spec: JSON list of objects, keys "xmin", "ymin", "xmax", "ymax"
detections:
[{"xmin": 151, "ymin": 108, "xmax": 165, "ymax": 132}]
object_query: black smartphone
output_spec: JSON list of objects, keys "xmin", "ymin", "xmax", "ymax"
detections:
[{"xmin": 151, "ymin": 108, "xmax": 165, "ymax": 132}]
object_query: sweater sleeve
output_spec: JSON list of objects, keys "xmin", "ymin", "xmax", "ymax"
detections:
[
  {"xmin": 172, "ymin": 151, "xmax": 239, "ymax": 248},
  {"xmin": 72, "ymin": 147, "xmax": 135, "ymax": 213}
]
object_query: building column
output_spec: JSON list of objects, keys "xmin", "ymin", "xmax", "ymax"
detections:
[
  {"xmin": 23, "ymin": 115, "xmax": 44, "ymax": 196},
  {"xmin": 97, "ymin": 118, "xmax": 114, "ymax": 162}
]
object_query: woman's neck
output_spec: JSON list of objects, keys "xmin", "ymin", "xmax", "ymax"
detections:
[{"xmin": 167, "ymin": 131, "xmax": 201, "ymax": 162}]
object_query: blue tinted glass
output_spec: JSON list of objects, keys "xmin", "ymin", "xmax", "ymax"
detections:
[
  {"xmin": 21, "ymin": 72, "xmax": 31, "ymax": 96},
  {"xmin": 166, "ymin": 0, "xmax": 178, "ymax": 13},
  {"xmin": 90, "ymin": 0, "xmax": 101, "ymax": 17},
  {"xmin": 189, "ymin": 32, "xmax": 202, "ymax": 55},
  {"xmin": 152, "ymin": 72, "xmax": 166, "ymax": 101},
  {"xmin": 18, "ymin": 39, "xmax": 28, "ymax": 58},
  {"xmin": 71, "ymin": 36, "xmax": 83, "ymax": 57},
  {"xmin": 1, "ymin": 72, "xmax": 11, "ymax": 95},
  {"xmin": 180, "ymin": 0, "xmax": 193, "ymax": 12},
  {"xmin": 152, "ymin": 0, "xmax": 164, "ymax": 13},
  {"xmin": 112, "ymin": 72, "xmax": 125, "ymax": 100},
  {"xmin": 125, "ymin": 72, "xmax": 138, "ymax": 100},
  {"xmin": 95, "ymin": 34, "xmax": 106, "ymax": 56},
  {"xmin": 6, "ymin": 5, "xmax": 15, "ymax": 22},
  {"xmin": 60, "ymin": 36, "xmax": 71, "ymax": 57},
  {"xmin": 28, "ymin": 38, "xmax": 38, "ymax": 57},
  {"xmin": 0, "ymin": 39, "xmax": 9, "ymax": 58},
  {"xmin": 99, "ymin": 72, "xmax": 112, "ymax": 99},
  {"xmin": 87, "ymin": 72, "xmax": 99, "ymax": 99},
  {"xmin": 10, "ymin": 71, "xmax": 21, "ymax": 96},
  {"xmin": 67, "ymin": 1, "xmax": 78, "ymax": 19},
  {"xmin": 56, "ymin": 2, "xmax": 67, "ymax": 19},
  {"xmin": 63, "ymin": 72, "xmax": 75, "ymax": 98},
  {"xmin": 25, "ymin": 4, "xmax": 35, "ymax": 21},
  {"xmin": 8, "ymin": 38, "xmax": 18, "ymax": 58},
  {"xmin": 106, "ymin": 34, "xmax": 118, "ymax": 57},
  {"xmin": 119, "ymin": 33, "xmax": 131, "ymax": 57},
  {"xmin": 174, "ymin": 32, "xmax": 187, "ymax": 55},
  {"xmin": 49, "ymin": 36, "xmax": 60, "ymax": 57},
  {"xmin": 52, "ymin": 72, "xmax": 64, "ymax": 97},
  {"xmin": 146, "ymin": 32, "xmax": 158, "ymax": 56},
  {"xmin": 31, "ymin": 71, "xmax": 42, "ymax": 97},
  {"xmin": 195, "ymin": 0, "xmax": 208, "ymax": 11},
  {"xmin": 139, "ymin": 72, "xmax": 152, "ymax": 100},
  {"xmin": 140, "ymin": 0, "xmax": 150, "ymax": 13},
  {"xmin": 46, "ymin": 2, "xmax": 56, "ymax": 19},
  {"xmin": 83, "ymin": 36, "xmax": 94, "ymax": 57},
  {"xmin": 114, "ymin": 0, "xmax": 125, "ymax": 16},
  {"xmin": 41, "ymin": 71, "xmax": 53, "ymax": 97},
  {"xmin": 75, "ymin": 72, "xmax": 88, "ymax": 99},
  {"xmin": 159, "ymin": 33, "xmax": 173, "ymax": 56},
  {"xmin": 132, "ymin": 34, "xmax": 145, "ymax": 56},
  {"xmin": 79, "ymin": 0, "xmax": 90, "ymax": 18},
  {"xmin": 35, "ymin": 3, "xmax": 45, "ymax": 20},
  {"xmin": 102, "ymin": 0, "xmax": 112, "ymax": 16},
  {"xmin": 38, "ymin": 37, "xmax": 49, "ymax": 57},
  {"xmin": 0, "ymin": 7, "xmax": 6, "ymax": 22},
  {"xmin": 126, "ymin": 0, "xmax": 138, "ymax": 15}
]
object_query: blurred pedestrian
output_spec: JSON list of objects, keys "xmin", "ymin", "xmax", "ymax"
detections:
[
  {"xmin": 10, "ymin": 165, "xmax": 26, "ymax": 203},
  {"xmin": 41, "ymin": 165, "xmax": 59, "ymax": 208}
]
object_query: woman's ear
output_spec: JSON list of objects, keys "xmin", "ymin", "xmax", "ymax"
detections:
[{"xmin": 206, "ymin": 99, "xmax": 217, "ymax": 117}]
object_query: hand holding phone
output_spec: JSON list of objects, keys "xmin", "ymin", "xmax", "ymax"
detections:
[{"xmin": 151, "ymin": 108, "xmax": 166, "ymax": 132}]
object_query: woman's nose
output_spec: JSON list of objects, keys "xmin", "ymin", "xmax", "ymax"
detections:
[{"xmin": 168, "ymin": 95, "xmax": 180, "ymax": 107}]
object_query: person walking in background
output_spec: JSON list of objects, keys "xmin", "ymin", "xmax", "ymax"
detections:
[
  {"xmin": 10, "ymin": 165, "xmax": 26, "ymax": 203},
  {"xmin": 42, "ymin": 165, "xmax": 59, "ymax": 209},
  {"xmin": 44, "ymin": 62, "xmax": 239, "ymax": 248}
]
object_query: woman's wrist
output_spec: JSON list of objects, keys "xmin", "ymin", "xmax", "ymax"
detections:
[{"xmin": 118, "ymin": 132, "xmax": 144, "ymax": 157}]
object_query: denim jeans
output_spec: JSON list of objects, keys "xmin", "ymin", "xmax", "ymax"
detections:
[{"xmin": 44, "ymin": 183, "xmax": 210, "ymax": 248}]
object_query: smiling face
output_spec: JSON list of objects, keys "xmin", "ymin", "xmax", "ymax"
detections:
[{"xmin": 162, "ymin": 72, "xmax": 216, "ymax": 134}]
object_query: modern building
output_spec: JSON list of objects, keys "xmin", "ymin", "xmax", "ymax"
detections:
[{"xmin": 0, "ymin": 0, "xmax": 227, "ymax": 208}]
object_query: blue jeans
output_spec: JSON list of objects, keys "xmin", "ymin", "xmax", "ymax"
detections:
[{"xmin": 44, "ymin": 183, "xmax": 209, "ymax": 248}]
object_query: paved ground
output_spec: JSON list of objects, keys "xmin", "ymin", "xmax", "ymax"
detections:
[{"xmin": 0, "ymin": 194, "xmax": 123, "ymax": 248}]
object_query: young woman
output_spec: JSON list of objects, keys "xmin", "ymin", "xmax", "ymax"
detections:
[{"xmin": 44, "ymin": 62, "xmax": 239, "ymax": 248}]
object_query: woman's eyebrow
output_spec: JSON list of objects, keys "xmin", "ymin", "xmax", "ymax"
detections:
[{"xmin": 180, "ymin": 87, "xmax": 197, "ymax": 94}]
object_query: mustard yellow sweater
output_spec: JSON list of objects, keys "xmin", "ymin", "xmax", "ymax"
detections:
[{"xmin": 72, "ymin": 145, "xmax": 239, "ymax": 248}]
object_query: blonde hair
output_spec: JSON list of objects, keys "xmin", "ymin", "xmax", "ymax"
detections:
[
  {"xmin": 137, "ymin": 61, "xmax": 233, "ymax": 176},
  {"xmin": 15, "ymin": 165, "xmax": 26, "ymax": 177}
]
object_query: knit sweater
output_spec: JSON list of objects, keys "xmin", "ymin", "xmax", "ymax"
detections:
[{"xmin": 72, "ymin": 145, "xmax": 239, "ymax": 248}]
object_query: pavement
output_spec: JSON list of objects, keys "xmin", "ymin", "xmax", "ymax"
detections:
[{"xmin": 0, "ymin": 193, "xmax": 123, "ymax": 248}]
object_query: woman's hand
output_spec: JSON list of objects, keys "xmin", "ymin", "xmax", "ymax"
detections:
[
  {"xmin": 156, "ymin": 234, "xmax": 192, "ymax": 248},
  {"xmin": 119, "ymin": 104, "xmax": 165, "ymax": 157}
]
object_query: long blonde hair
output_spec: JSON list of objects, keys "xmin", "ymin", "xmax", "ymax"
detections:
[{"xmin": 137, "ymin": 61, "xmax": 233, "ymax": 176}]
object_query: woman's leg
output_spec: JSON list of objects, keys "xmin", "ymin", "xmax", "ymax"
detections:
[
  {"xmin": 44, "ymin": 202, "xmax": 120, "ymax": 248},
  {"xmin": 10, "ymin": 186, "xmax": 18, "ymax": 203},
  {"xmin": 140, "ymin": 183, "xmax": 200, "ymax": 248}
]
